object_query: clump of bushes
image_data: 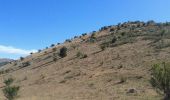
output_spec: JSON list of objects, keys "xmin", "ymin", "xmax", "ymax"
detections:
[
  {"xmin": 59, "ymin": 47, "xmax": 67, "ymax": 58},
  {"xmin": 99, "ymin": 26, "xmax": 109, "ymax": 31},
  {"xmin": 150, "ymin": 62, "xmax": 170, "ymax": 100},
  {"xmin": 82, "ymin": 33, "xmax": 87, "ymax": 36},
  {"xmin": 0, "ymin": 69, "xmax": 10, "ymax": 75},
  {"xmin": 3, "ymin": 77, "xmax": 20, "ymax": 100}
]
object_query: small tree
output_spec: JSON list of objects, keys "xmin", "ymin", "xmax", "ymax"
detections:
[
  {"xmin": 59, "ymin": 47, "xmax": 67, "ymax": 58},
  {"xmin": 150, "ymin": 62, "xmax": 170, "ymax": 100}
]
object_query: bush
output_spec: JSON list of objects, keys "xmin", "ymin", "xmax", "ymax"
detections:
[
  {"xmin": 21, "ymin": 61, "xmax": 30, "ymax": 68},
  {"xmin": 53, "ymin": 57, "xmax": 57, "ymax": 62},
  {"xmin": 51, "ymin": 44, "xmax": 55, "ymax": 47},
  {"xmin": 65, "ymin": 39, "xmax": 71, "ymax": 43},
  {"xmin": 121, "ymin": 32, "xmax": 126, "ymax": 36},
  {"xmin": 59, "ymin": 47, "xmax": 67, "ymax": 58},
  {"xmin": 20, "ymin": 57, "xmax": 24, "ymax": 61},
  {"xmin": 3, "ymin": 86, "xmax": 20, "ymax": 100},
  {"xmin": 100, "ymin": 44, "xmax": 107, "ymax": 51},
  {"xmin": 74, "ymin": 36, "xmax": 78, "ymax": 39},
  {"xmin": 82, "ymin": 33, "xmax": 87, "ymax": 36},
  {"xmin": 38, "ymin": 49, "xmax": 42, "ymax": 53},
  {"xmin": 76, "ymin": 52, "xmax": 87, "ymax": 59},
  {"xmin": 111, "ymin": 36, "xmax": 117, "ymax": 43},
  {"xmin": 100, "ymin": 26, "xmax": 108, "ymax": 31},
  {"xmin": 57, "ymin": 43, "xmax": 60, "ymax": 45},
  {"xmin": 4, "ymin": 78, "xmax": 14, "ymax": 86},
  {"xmin": 3, "ymin": 77, "xmax": 20, "ymax": 100},
  {"xmin": 150, "ymin": 62, "xmax": 170, "ymax": 100},
  {"xmin": 91, "ymin": 33, "xmax": 96, "ymax": 39}
]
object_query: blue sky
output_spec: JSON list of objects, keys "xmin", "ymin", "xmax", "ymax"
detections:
[{"xmin": 0, "ymin": 0, "xmax": 170, "ymax": 59}]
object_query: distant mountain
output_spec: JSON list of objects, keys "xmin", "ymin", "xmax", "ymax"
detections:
[{"xmin": 0, "ymin": 58, "xmax": 13, "ymax": 67}]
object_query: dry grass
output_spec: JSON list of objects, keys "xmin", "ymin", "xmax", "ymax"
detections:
[{"xmin": 0, "ymin": 22, "xmax": 170, "ymax": 100}]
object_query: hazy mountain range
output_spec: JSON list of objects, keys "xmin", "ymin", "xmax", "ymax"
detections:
[{"xmin": 0, "ymin": 58, "xmax": 13, "ymax": 67}]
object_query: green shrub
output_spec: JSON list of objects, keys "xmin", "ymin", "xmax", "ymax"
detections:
[
  {"xmin": 59, "ymin": 47, "xmax": 67, "ymax": 58},
  {"xmin": 150, "ymin": 62, "xmax": 170, "ymax": 100},
  {"xmin": 3, "ymin": 77, "xmax": 20, "ymax": 100},
  {"xmin": 4, "ymin": 78, "xmax": 14, "ymax": 86},
  {"xmin": 3, "ymin": 86, "xmax": 20, "ymax": 100}
]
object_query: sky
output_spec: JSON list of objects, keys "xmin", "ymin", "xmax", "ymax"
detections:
[{"xmin": 0, "ymin": 0, "xmax": 170, "ymax": 59}]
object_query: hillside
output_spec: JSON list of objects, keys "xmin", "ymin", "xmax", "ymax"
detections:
[{"xmin": 0, "ymin": 21, "xmax": 170, "ymax": 100}]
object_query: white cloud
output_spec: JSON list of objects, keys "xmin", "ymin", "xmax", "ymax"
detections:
[{"xmin": 0, "ymin": 45, "xmax": 37, "ymax": 55}]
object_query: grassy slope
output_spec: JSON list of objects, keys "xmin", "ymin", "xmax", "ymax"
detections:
[{"xmin": 0, "ymin": 22, "xmax": 170, "ymax": 100}]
